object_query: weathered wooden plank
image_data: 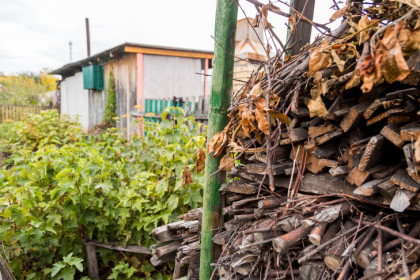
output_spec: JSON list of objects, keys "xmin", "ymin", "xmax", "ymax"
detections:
[
  {"xmin": 401, "ymin": 122, "xmax": 420, "ymax": 142},
  {"xmin": 390, "ymin": 169, "xmax": 420, "ymax": 193},
  {"xmin": 358, "ymin": 135, "xmax": 385, "ymax": 171},
  {"xmin": 340, "ymin": 101, "xmax": 370, "ymax": 132},
  {"xmin": 219, "ymin": 180, "xmax": 258, "ymax": 195},
  {"xmin": 380, "ymin": 124, "xmax": 403, "ymax": 148},
  {"xmin": 363, "ymin": 98, "xmax": 385, "ymax": 119}
]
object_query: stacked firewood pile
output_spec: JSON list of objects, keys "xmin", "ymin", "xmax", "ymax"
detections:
[
  {"xmin": 151, "ymin": 209, "xmax": 202, "ymax": 279},
  {"xmin": 151, "ymin": 1, "xmax": 420, "ymax": 279}
]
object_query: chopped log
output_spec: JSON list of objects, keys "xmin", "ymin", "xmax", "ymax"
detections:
[
  {"xmin": 315, "ymin": 129, "xmax": 344, "ymax": 146},
  {"xmin": 390, "ymin": 169, "xmax": 420, "ymax": 193},
  {"xmin": 234, "ymin": 214, "xmax": 255, "ymax": 222},
  {"xmin": 356, "ymin": 243, "xmax": 374, "ymax": 269},
  {"xmin": 329, "ymin": 166, "xmax": 350, "ymax": 176},
  {"xmin": 314, "ymin": 202, "xmax": 352, "ymax": 223},
  {"xmin": 385, "ymin": 88, "xmax": 418, "ymax": 100},
  {"xmin": 232, "ymin": 196, "xmax": 267, "ymax": 209},
  {"xmin": 289, "ymin": 127, "xmax": 308, "ymax": 142},
  {"xmin": 212, "ymin": 231, "xmax": 231, "ymax": 246},
  {"xmin": 347, "ymin": 167, "xmax": 372, "ymax": 186},
  {"xmin": 226, "ymin": 194, "xmax": 247, "ymax": 203},
  {"xmin": 308, "ymin": 124, "xmax": 336, "ymax": 138},
  {"xmin": 152, "ymin": 224, "xmax": 181, "ymax": 242},
  {"xmin": 380, "ymin": 124, "xmax": 404, "ymax": 148},
  {"xmin": 278, "ymin": 215, "xmax": 304, "ymax": 232},
  {"xmin": 372, "ymin": 162, "xmax": 402, "ymax": 179},
  {"xmin": 308, "ymin": 222, "xmax": 327, "ymax": 245},
  {"xmin": 353, "ymin": 178, "xmax": 386, "ymax": 196},
  {"xmin": 173, "ymin": 259, "xmax": 188, "ymax": 279},
  {"xmin": 320, "ymin": 222, "xmax": 340, "ymax": 246},
  {"xmin": 324, "ymin": 220, "xmax": 355, "ymax": 270},
  {"xmin": 155, "ymin": 241, "xmax": 182, "ymax": 258},
  {"xmin": 299, "ymin": 263, "xmax": 324, "ymax": 280},
  {"xmin": 363, "ymin": 98, "xmax": 385, "ymax": 119},
  {"xmin": 253, "ymin": 231, "xmax": 275, "ymax": 243},
  {"xmin": 318, "ymin": 159, "xmax": 340, "ymax": 168},
  {"xmin": 390, "ymin": 189, "xmax": 416, "ymax": 212},
  {"xmin": 245, "ymin": 162, "xmax": 287, "ymax": 176},
  {"xmin": 340, "ymin": 101, "xmax": 370, "ymax": 132},
  {"xmin": 224, "ymin": 219, "xmax": 239, "ymax": 231},
  {"xmin": 258, "ymin": 197, "xmax": 287, "ymax": 209},
  {"xmin": 306, "ymin": 151, "xmax": 326, "ymax": 174},
  {"xmin": 284, "ymin": 167, "xmax": 298, "ymax": 175},
  {"xmin": 314, "ymin": 142, "xmax": 336, "ymax": 159},
  {"xmin": 272, "ymin": 225, "xmax": 314, "ymax": 253},
  {"xmin": 366, "ymin": 108, "xmax": 405, "ymax": 126},
  {"xmin": 377, "ymin": 180, "xmax": 399, "ymax": 200},
  {"xmin": 219, "ymin": 180, "xmax": 257, "ymax": 195},
  {"xmin": 333, "ymin": 107, "xmax": 350, "ymax": 118},
  {"xmin": 358, "ymin": 135, "xmax": 385, "ymax": 171},
  {"xmin": 382, "ymin": 98, "xmax": 403, "ymax": 109}
]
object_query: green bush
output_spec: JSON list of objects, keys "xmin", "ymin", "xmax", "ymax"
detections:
[{"xmin": 0, "ymin": 108, "xmax": 205, "ymax": 279}]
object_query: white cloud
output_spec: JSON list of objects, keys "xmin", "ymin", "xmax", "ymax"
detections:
[{"xmin": 0, "ymin": 0, "xmax": 341, "ymax": 74}]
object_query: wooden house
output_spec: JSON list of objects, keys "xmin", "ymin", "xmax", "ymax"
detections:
[{"xmin": 52, "ymin": 43, "xmax": 213, "ymax": 135}]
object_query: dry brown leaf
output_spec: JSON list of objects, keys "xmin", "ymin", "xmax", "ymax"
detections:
[
  {"xmin": 261, "ymin": 4, "xmax": 274, "ymax": 29},
  {"xmin": 360, "ymin": 54, "xmax": 376, "ymax": 93},
  {"xmin": 239, "ymin": 104, "xmax": 256, "ymax": 138},
  {"xmin": 382, "ymin": 40, "xmax": 410, "ymax": 84},
  {"xmin": 329, "ymin": 5, "xmax": 349, "ymax": 22},
  {"xmin": 331, "ymin": 49, "xmax": 346, "ymax": 72},
  {"xmin": 207, "ymin": 131, "xmax": 228, "ymax": 157},
  {"xmin": 289, "ymin": 13, "xmax": 297, "ymax": 34},
  {"xmin": 249, "ymin": 82, "xmax": 263, "ymax": 97},
  {"xmin": 396, "ymin": 0, "xmax": 420, "ymax": 9},
  {"xmin": 254, "ymin": 97, "xmax": 270, "ymax": 135},
  {"xmin": 219, "ymin": 152, "xmax": 234, "ymax": 172},
  {"xmin": 308, "ymin": 39, "xmax": 331, "ymax": 76},
  {"xmin": 182, "ymin": 166, "xmax": 193, "ymax": 186},
  {"xmin": 345, "ymin": 68, "xmax": 361, "ymax": 90},
  {"xmin": 358, "ymin": 15, "xmax": 370, "ymax": 45},
  {"xmin": 265, "ymin": 109, "xmax": 292, "ymax": 124},
  {"xmin": 307, "ymin": 87, "xmax": 328, "ymax": 117},
  {"xmin": 195, "ymin": 147, "xmax": 205, "ymax": 172},
  {"xmin": 269, "ymin": 3, "xmax": 282, "ymax": 14},
  {"xmin": 251, "ymin": 14, "xmax": 260, "ymax": 27}
]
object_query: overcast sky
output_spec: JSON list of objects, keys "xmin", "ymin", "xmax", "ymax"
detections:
[{"xmin": 0, "ymin": 0, "xmax": 339, "ymax": 75}]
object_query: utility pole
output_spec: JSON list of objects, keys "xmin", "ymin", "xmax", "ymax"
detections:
[
  {"xmin": 69, "ymin": 41, "xmax": 73, "ymax": 62},
  {"xmin": 199, "ymin": 0, "xmax": 237, "ymax": 279},
  {"xmin": 85, "ymin": 18, "xmax": 91, "ymax": 57}
]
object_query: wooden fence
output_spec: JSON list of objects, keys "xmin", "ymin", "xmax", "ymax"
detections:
[
  {"xmin": 0, "ymin": 104, "xmax": 50, "ymax": 123},
  {"xmin": 131, "ymin": 97, "xmax": 209, "ymax": 123}
]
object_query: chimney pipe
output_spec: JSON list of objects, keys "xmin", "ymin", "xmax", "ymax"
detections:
[{"xmin": 85, "ymin": 18, "xmax": 91, "ymax": 57}]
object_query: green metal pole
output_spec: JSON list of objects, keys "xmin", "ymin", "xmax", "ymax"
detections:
[{"xmin": 199, "ymin": 0, "xmax": 237, "ymax": 279}]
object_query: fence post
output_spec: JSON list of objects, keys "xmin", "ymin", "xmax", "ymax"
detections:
[{"xmin": 199, "ymin": 0, "xmax": 237, "ymax": 279}]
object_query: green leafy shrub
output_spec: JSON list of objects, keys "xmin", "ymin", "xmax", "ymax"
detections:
[
  {"xmin": 3, "ymin": 109, "xmax": 81, "ymax": 153},
  {"xmin": 0, "ymin": 108, "xmax": 205, "ymax": 279},
  {"xmin": 103, "ymin": 71, "xmax": 117, "ymax": 125}
]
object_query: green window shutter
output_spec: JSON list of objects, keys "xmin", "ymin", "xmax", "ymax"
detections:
[{"xmin": 83, "ymin": 65, "xmax": 104, "ymax": 90}]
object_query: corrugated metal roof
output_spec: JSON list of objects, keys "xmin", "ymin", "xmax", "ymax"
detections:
[{"xmin": 52, "ymin": 42, "xmax": 213, "ymax": 76}]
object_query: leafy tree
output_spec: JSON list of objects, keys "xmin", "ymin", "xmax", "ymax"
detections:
[{"xmin": 0, "ymin": 69, "xmax": 57, "ymax": 105}]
